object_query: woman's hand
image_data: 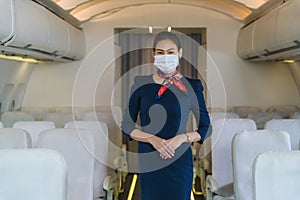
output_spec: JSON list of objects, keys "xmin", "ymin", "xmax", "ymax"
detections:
[
  {"xmin": 166, "ymin": 134, "xmax": 186, "ymax": 152},
  {"xmin": 158, "ymin": 134, "xmax": 186, "ymax": 159},
  {"xmin": 148, "ymin": 136, "xmax": 175, "ymax": 159}
]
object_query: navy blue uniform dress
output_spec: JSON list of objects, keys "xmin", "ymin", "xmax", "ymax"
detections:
[{"xmin": 121, "ymin": 75, "xmax": 210, "ymax": 200}]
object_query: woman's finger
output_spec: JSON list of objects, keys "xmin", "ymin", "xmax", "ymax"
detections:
[{"xmin": 159, "ymin": 148, "xmax": 172, "ymax": 158}]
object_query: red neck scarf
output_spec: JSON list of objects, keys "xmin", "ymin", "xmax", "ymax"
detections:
[{"xmin": 155, "ymin": 70, "xmax": 187, "ymax": 99}]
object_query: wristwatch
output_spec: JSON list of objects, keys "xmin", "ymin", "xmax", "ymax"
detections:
[{"xmin": 186, "ymin": 134, "xmax": 191, "ymax": 143}]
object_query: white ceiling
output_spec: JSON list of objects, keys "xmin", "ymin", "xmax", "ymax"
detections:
[{"xmin": 49, "ymin": 0, "xmax": 284, "ymax": 24}]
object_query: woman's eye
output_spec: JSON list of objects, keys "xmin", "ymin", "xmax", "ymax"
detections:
[
  {"xmin": 156, "ymin": 52, "xmax": 164, "ymax": 55},
  {"xmin": 168, "ymin": 51, "xmax": 175, "ymax": 54}
]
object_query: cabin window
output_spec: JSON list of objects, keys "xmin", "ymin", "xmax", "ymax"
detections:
[
  {"xmin": 0, "ymin": 83, "xmax": 14, "ymax": 113},
  {"xmin": 12, "ymin": 83, "xmax": 26, "ymax": 111}
]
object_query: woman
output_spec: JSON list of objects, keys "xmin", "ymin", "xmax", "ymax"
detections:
[{"xmin": 121, "ymin": 31, "xmax": 210, "ymax": 200}]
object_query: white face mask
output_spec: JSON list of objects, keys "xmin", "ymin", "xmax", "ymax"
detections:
[{"xmin": 154, "ymin": 54, "xmax": 179, "ymax": 74}]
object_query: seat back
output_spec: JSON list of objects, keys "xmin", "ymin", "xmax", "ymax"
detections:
[
  {"xmin": 44, "ymin": 113, "xmax": 75, "ymax": 128},
  {"xmin": 13, "ymin": 121, "xmax": 55, "ymax": 147},
  {"xmin": 37, "ymin": 128, "xmax": 95, "ymax": 200},
  {"xmin": 232, "ymin": 130, "xmax": 291, "ymax": 200},
  {"xmin": 82, "ymin": 111, "xmax": 123, "ymax": 160},
  {"xmin": 0, "ymin": 111, "xmax": 34, "ymax": 127},
  {"xmin": 0, "ymin": 149, "xmax": 67, "ymax": 200},
  {"xmin": 207, "ymin": 107, "xmax": 225, "ymax": 113},
  {"xmin": 65, "ymin": 121, "xmax": 108, "ymax": 198},
  {"xmin": 266, "ymin": 105, "xmax": 299, "ymax": 118},
  {"xmin": 291, "ymin": 111, "xmax": 300, "ymax": 119},
  {"xmin": 21, "ymin": 107, "xmax": 50, "ymax": 121},
  {"xmin": 209, "ymin": 112, "xmax": 239, "ymax": 123},
  {"xmin": 264, "ymin": 119, "xmax": 300, "ymax": 150},
  {"xmin": 253, "ymin": 151, "xmax": 300, "ymax": 200},
  {"xmin": 54, "ymin": 106, "xmax": 88, "ymax": 120},
  {"xmin": 247, "ymin": 112, "xmax": 282, "ymax": 129},
  {"xmin": 229, "ymin": 106, "xmax": 261, "ymax": 118},
  {"xmin": 211, "ymin": 119, "xmax": 256, "ymax": 189},
  {"xmin": 0, "ymin": 128, "xmax": 31, "ymax": 148}
]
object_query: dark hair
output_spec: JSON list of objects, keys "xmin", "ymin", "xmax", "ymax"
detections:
[{"xmin": 153, "ymin": 31, "xmax": 181, "ymax": 51}]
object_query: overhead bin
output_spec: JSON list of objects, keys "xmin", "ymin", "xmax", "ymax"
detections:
[
  {"xmin": 275, "ymin": 0, "xmax": 300, "ymax": 50},
  {"xmin": 66, "ymin": 26, "xmax": 85, "ymax": 60},
  {"xmin": 0, "ymin": 0, "xmax": 85, "ymax": 62},
  {"xmin": 252, "ymin": 9, "xmax": 278, "ymax": 54},
  {"xmin": 236, "ymin": 22, "xmax": 256, "ymax": 59},
  {"xmin": 48, "ymin": 16, "xmax": 69, "ymax": 57},
  {"xmin": 0, "ymin": 0, "xmax": 14, "ymax": 44},
  {"xmin": 237, "ymin": 0, "xmax": 300, "ymax": 61},
  {"xmin": 8, "ymin": 0, "xmax": 50, "ymax": 52}
]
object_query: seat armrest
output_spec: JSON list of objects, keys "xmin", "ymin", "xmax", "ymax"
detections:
[
  {"xmin": 206, "ymin": 175, "xmax": 218, "ymax": 200},
  {"xmin": 206, "ymin": 176, "xmax": 235, "ymax": 200},
  {"xmin": 206, "ymin": 175, "xmax": 218, "ymax": 192},
  {"xmin": 214, "ymin": 183, "xmax": 234, "ymax": 198}
]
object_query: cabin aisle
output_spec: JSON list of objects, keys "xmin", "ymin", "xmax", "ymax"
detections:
[{"xmin": 119, "ymin": 174, "xmax": 205, "ymax": 200}]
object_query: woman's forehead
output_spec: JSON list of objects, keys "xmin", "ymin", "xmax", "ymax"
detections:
[{"xmin": 155, "ymin": 39, "xmax": 178, "ymax": 50}]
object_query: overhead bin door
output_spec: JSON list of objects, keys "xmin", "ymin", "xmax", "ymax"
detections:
[
  {"xmin": 237, "ymin": 22, "xmax": 256, "ymax": 59},
  {"xmin": 48, "ymin": 16, "xmax": 69, "ymax": 56},
  {"xmin": 7, "ymin": 0, "xmax": 49, "ymax": 52},
  {"xmin": 253, "ymin": 9, "xmax": 278, "ymax": 54},
  {"xmin": 0, "ymin": 0, "xmax": 14, "ymax": 44},
  {"xmin": 66, "ymin": 26, "xmax": 85, "ymax": 60},
  {"xmin": 275, "ymin": 0, "xmax": 300, "ymax": 49}
]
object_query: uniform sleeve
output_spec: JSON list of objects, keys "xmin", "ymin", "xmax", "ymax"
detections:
[
  {"xmin": 191, "ymin": 80, "xmax": 211, "ymax": 144},
  {"xmin": 121, "ymin": 76, "xmax": 141, "ymax": 141}
]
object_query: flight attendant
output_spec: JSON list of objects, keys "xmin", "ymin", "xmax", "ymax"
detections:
[{"xmin": 121, "ymin": 31, "xmax": 210, "ymax": 200}]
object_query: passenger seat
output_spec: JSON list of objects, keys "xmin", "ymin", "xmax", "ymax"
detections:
[
  {"xmin": 0, "ymin": 128, "xmax": 31, "ymax": 148},
  {"xmin": 13, "ymin": 121, "xmax": 55, "ymax": 147},
  {"xmin": 264, "ymin": 119, "xmax": 300, "ymax": 150},
  {"xmin": 0, "ymin": 149, "xmax": 67, "ymax": 200},
  {"xmin": 37, "ymin": 128, "xmax": 95, "ymax": 200},
  {"xmin": 232, "ymin": 130, "xmax": 291, "ymax": 200}
]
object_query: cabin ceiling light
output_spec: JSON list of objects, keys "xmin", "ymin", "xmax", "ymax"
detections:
[
  {"xmin": 0, "ymin": 54, "xmax": 39, "ymax": 63},
  {"xmin": 148, "ymin": 27, "xmax": 153, "ymax": 34},
  {"xmin": 283, "ymin": 60, "xmax": 295, "ymax": 63},
  {"xmin": 234, "ymin": 0, "xmax": 269, "ymax": 9}
]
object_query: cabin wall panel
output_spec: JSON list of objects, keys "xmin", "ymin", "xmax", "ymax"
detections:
[
  {"xmin": 0, "ymin": 59, "xmax": 34, "ymax": 112},
  {"xmin": 22, "ymin": 62, "xmax": 80, "ymax": 107},
  {"xmin": 22, "ymin": 4, "xmax": 300, "ymax": 110}
]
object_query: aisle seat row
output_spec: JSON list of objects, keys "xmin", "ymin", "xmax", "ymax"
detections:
[
  {"xmin": 203, "ymin": 118, "xmax": 300, "ymax": 200},
  {"xmin": 210, "ymin": 110, "xmax": 300, "ymax": 129},
  {"xmin": 0, "ymin": 121, "xmax": 110, "ymax": 200},
  {"xmin": 228, "ymin": 105, "xmax": 300, "ymax": 119},
  {"xmin": 0, "ymin": 110, "xmax": 122, "ymax": 149}
]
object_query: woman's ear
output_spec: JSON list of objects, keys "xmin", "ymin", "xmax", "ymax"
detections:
[
  {"xmin": 152, "ymin": 50, "xmax": 155, "ymax": 57},
  {"xmin": 179, "ymin": 48, "xmax": 183, "ymax": 59}
]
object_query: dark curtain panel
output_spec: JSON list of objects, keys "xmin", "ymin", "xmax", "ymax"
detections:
[{"xmin": 178, "ymin": 33, "xmax": 202, "ymax": 79}]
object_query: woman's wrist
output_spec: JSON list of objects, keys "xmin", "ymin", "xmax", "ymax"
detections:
[
  {"xmin": 177, "ymin": 134, "xmax": 189, "ymax": 143},
  {"xmin": 185, "ymin": 133, "xmax": 191, "ymax": 143},
  {"xmin": 181, "ymin": 132, "xmax": 201, "ymax": 143}
]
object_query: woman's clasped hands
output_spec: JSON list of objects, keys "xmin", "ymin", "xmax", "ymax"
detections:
[{"xmin": 149, "ymin": 134, "xmax": 186, "ymax": 159}]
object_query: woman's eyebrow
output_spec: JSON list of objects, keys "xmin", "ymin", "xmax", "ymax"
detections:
[{"xmin": 156, "ymin": 48, "xmax": 176, "ymax": 51}]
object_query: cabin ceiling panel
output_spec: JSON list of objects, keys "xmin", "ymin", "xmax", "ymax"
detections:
[
  {"xmin": 49, "ymin": 0, "xmax": 285, "ymax": 25},
  {"xmin": 171, "ymin": 0, "xmax": 251, "ymax": 21},
  {"xmin": 71, "ymin": 0, "xmax": 170, "ymax": 22},
  {"xmin": 54, "ymin": 0, "xmax": 91, "ymax": 10}
]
